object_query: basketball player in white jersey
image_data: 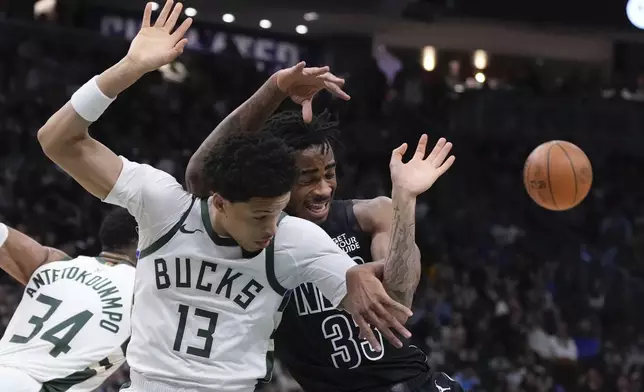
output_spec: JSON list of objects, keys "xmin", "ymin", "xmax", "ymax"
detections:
[
  {"xmin": 36, "ymin": 1, "xmax": 412, "ymax": 391},
  {"xmin": 0, "ymin": 208, "xmax": 137, "ymax": 392}
]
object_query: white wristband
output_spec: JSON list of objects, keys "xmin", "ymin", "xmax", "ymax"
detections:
[
  {"xmin": 0, "ymin": 223, "xmax": 8, "ymax": 248},
  {"xmin": 70, "ymin": 76, "xmax": 116, "ymax": 122}
]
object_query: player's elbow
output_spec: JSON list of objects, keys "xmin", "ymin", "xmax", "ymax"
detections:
[
  {"xmin": 39, "ymin": 126, "xmax": 88, "ymax": 162},
  {"xmin": 412, "ymin": 245, "xmax": 421, "ymax": 265},
  {"xmin": 38, "ymin": 103, "xmax": 90, "ymax": 157},
  {"xmin": 185, "ymin": 162, "xmax": 199, "ymax": 190},
  {"xmin": 37, "ymin": 124, "xmax": 55, "ymax": 152},
  {"xmin": 185, "ymin": 160, "xmax": 210, "ymax": 197},
  {"xmin": 38, "ymin": 122, "xmax": 70, "ymax": 156}
]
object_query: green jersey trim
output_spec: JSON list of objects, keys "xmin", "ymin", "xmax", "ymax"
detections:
[{"xmin": 138, "ymin": 196, "xmax": 197, "ymax": 259}]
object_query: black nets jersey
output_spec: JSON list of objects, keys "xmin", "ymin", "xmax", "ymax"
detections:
[{"xmin": 273, "ymin": 200, "xmax": 429, "ymax": 392}]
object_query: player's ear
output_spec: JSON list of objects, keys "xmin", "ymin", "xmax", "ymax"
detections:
[{"xmin": 212, "ymin": 194, "xmax": 227, "ymax": 212}]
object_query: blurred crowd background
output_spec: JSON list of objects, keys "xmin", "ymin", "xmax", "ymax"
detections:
[{"xmin": 2, "ymin": 1, "xmax": 644, "ymax": 391}]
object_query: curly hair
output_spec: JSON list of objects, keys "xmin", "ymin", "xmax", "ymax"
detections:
[
  {"xmin": 203, "ymin": 132, "xmax": 296, "ymax": 202},
  {"xmin": 261, "ymin": 110, "xmax": 340, "ymax": 154},
  {"xmin": 99, "ymin": 207, "xmax": 138, "ymax": 253}
]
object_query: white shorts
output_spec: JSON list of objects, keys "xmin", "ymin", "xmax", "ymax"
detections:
[
  {"xmin": 121, "ymin": 370, "xmax": 207, "ymax": 392},
  {"xmin": 0, "ymin": 366, "xmax": 42, "ymax": 392}
]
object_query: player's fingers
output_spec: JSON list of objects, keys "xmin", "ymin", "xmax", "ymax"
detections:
[
  {"xmin": 154, "ymin": 0, "xmax": 174, "ymax": 27},
  {"xmin": 355, "ymin": 314, "xmax": 381, "ymax": 351},
  {"xmin": 353, "ymin": 314, "xmax": 368, "ymax": 340},
  {"xmin": 292, "ymin": 61, "xmax": 306, "ymax": 73},
  {"xmin": 319, "ymin": 72, "xmax": 345, "ymax": 86},
  {"xmin": 173, "ymin": 38, "xmax": 188, "ymax": 53},
  {"xmin": 381, "ymin": 295, "xmax": 413, "ymax": 317},
  {"xmin": 324, "ymin": 82, "xmax": 351, "ymax": 101},
  {"xmin": 437, "ymin": 155, "xmax": 456, "ymax": 175},
  {"xmin": 142, "ymin": 2, "xmax": 153, "ymax": 28},
  {"xmin": 391, "ymin": 143, "xmax": 408, "ymax": 162},
  {"xmin": 363, "ymin": 300, "xmax": 401, "ymax": 338},
  {"xmin": 303, "ymin": 66, "xmax": 331, "ymax": 77},
  {"xmin": 172, "ymin": 17, "xmax": 193, "ymax": 39},
  {"xmin": 365, "ymin": 312, "xmax": 402, "ymax": 348},
  {"xmin": 383, "ymin": 310, "xmax": 411, "ymax": 340},
  {"xmin": 370, "ymin": 299, "xmax": 411, "ymax": 337},
  {"xmin": 426, "ymin": 137, "xmax": 446, "ymax": 162},
  {"xmin": 301, "ymin": 99, "xmax": 313, "ymax": 123},
  {"xmin": 375, "ymin": 303, "xmax": 411, "ymax": 336},
  {"xmin": 412, "ymin": 134, "xmax": 430, "ymax": 160},
  {"xmin": 363, "ymin": 310, "xmax": 395, "ymax": 349},
  {"xmin": 164, "ymin": 2, "xmax": 183, "ymax": 31},
  {"xmin": 433, "ymin": 142, "xmax": 453, "ymax": 166}
]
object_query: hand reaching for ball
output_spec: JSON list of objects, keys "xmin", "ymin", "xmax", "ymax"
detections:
[{"xmin": 389, "ymin": 135, "xmax": 455, "ymax": 197}]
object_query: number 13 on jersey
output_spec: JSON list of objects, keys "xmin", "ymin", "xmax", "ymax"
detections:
[{"xmin": 172, "ymin": 304, "xmax": 219, "ymax": 358}]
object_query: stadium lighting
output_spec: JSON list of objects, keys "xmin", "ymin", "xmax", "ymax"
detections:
[
  {"xmin": 303, "ymin": 12, "xmax": 319, "ymax": 21},
  {"xmin": 222, "ymin": 13, "xmax": 235, "ymax": 23},
  {"xmin": 421, "ymin": 46, "xmax": 436, "ymax": 72},
  {"xmin": 150, "ymin": 2, "xmax": 160, "ymax": 11},
  {"xmin": 627, "ymin": 0, "xmax": 644, "ymax": 29},
  {"xmin": 259, "ymin": 19, "xmax": 272, "ymax": 29},
  {"xmin": 184, "ymin": 7, "xmax": 197, "ymax": 17},
  {"xmin": 295, "ymin": 25, "xmax": 308, "ymax": 34},
  {"xmin": 473, "ymin": 50, "xmax": 488, "ymax": 70},
  {"xmin": 475, "ymin": 72, "xmax": 486, "ymax": 84},
  {"xmin": 34, "ymin": 0, "xmax": 57, "ymax": 18}
]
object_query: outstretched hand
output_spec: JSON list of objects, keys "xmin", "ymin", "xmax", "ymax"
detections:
[
  {"xmin": 126, "ymin": 0, "xmax": 193, "ymax": 75},
  {"xmin": 342, "ymin": 264, "xmax": 413, "ymax": 351},
  {"xmin": 275, "ymin": 62, "xmax": 351, "ymax": 123},
  {"xmin": 389, "ymin": 135, "xmax": 455, "ymax": 197}
]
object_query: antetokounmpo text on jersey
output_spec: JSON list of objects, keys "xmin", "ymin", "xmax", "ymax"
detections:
[{"xmin": 25, "ymin": 267, "xmax": 126, "ymax": 334}]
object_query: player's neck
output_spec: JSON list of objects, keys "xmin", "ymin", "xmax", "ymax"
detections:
[
  {"xmin": 208, "ymin": 198, "xmax": 233, "ymax": 239},
  {"xmin": 98, "ymin": 251, "xmax": 134, "ymax": 266}
]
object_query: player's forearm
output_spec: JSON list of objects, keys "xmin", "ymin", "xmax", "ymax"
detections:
[
  {"xmin": 37, "ymin": 101, "xmax": 92, "ymax": 155},
  {"xmin": 37, "ymin": 57, "xmax": 144, "ymax": 199},
  {"xmin": 96, "ymin": 57, "xmax": 146, "ymax": 98},
  {"xmin": 38, "ymin": 57, "xmax": 143, "ymax": 153},
  {"xmin": 186, "ymin": 74, "xmax": 287, "ymax": 196},
  {"xmin": 0, "ymin": 225, "xmax": 69, "ymax": 285},
  {"xmin": 382, "ymin": 188, "xmax": 421, "ymax": 308}
]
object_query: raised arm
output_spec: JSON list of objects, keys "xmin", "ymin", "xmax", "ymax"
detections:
[
  {"xmin": 37, "ymin": 0, "xmax": 192, "ymax": 200},
  {"xmin": 0, "ymin": 223, "xmax": 70, "ymax": 285},
  {"xmin": 356, "ymin": 136, "xmax": 455, "ymax": 308},
  {"xmin": 186, "ymin": 63, "xmax": 350, "ymax": 197}
]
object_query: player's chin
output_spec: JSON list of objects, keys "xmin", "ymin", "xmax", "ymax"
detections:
[{"xmin": 251, "ymin": 238, "xmax": 272, "ymax": 250}]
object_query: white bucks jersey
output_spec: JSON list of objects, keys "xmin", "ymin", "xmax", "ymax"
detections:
[
  {"xmin": 103, "ymin": 157, "xmax": 356, "ymax": 392},
  {"xmin": 0, "ymin": 256, "xmax": 135, "ymax": 391}
]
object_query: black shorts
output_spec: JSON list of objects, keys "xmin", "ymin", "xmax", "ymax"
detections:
[{"xmin": 387, "ymin": 371, "xmax": 464, "ymax": 392}]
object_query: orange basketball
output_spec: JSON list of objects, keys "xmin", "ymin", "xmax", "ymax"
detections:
[{"xmin": 523, "ymin": 141, "xmax": 593, "ymax": 211}]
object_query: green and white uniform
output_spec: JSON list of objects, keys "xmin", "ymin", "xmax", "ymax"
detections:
[
  {"xmin": 0, "ymin": 256, "xmax": 135, "ymax": 392},
  {"xmin": 105, "ymin": 157, "xmax": 355, "ymax": 392}
]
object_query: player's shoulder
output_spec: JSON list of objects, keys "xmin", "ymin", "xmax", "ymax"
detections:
[
  {"xmin": 274, "ymin": 215, "xmax": 336, "ymax": 252},
  {"xmin": 30, "ymin": 255, "xmax": 93, "ymax": 276},
  {"xmin": 276, "ymin": 215, "xmax": 328, "ymax": 239},
  {"xmin": 351, "ymin": 196, "xmax": 392, "ymax": 212},
  {"xmin": 119, "ymin": 156, "xmax": 185, "ymax": 188},
  {"xmin": 351, "ymin": 196, "xmax": 392, "ymax": 232},
  {"xmin": 39, "ymin": 255, "xmax": 135, "ymax": 271}
]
